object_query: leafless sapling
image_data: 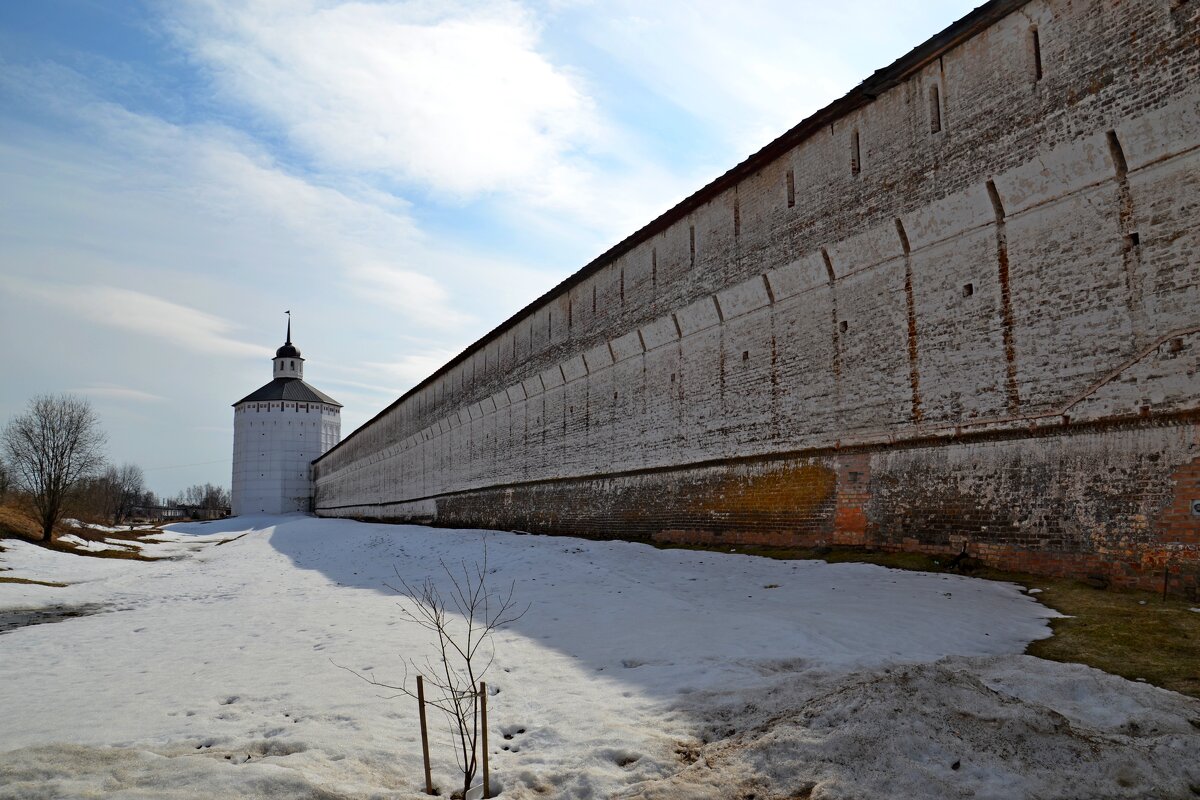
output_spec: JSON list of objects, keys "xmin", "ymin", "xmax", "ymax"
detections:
[{"xmin": 344, "ymin": 545, "xmax": 527, "ymax": 798}]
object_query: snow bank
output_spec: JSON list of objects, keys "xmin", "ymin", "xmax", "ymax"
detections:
[
  {"xmin": 0, "ymin": 516, "xmax": 1195, "ymax": 799},
  {"xmin": 622, "ymin": 656, "xmax": 1200, "ymax": 800}
]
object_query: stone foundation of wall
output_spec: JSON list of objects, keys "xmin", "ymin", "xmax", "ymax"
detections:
[{"xmin": 319, "ymin": 418, "xmax": 1200, "ymax": 598}]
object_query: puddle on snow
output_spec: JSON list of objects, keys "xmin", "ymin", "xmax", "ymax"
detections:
[{"xmin": 0, "ymin": 605, "xmax": 106, "ymax": 634}]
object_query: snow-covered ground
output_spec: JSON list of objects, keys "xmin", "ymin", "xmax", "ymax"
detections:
[{"xmin": 0, "ymin": 516, "xmax": 1197, "ymax": 799}]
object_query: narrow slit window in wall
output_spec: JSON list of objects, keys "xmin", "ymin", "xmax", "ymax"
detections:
[
  {"xmin": 786, "ymin": 168, "xmax": 796, "ymax": 208},
  {"xmin": 733, "ymin": 197, "xmax": 741, "ymax": 237},
  {"xmin": 652, "ymin": 249, "xmax": 657, "ymax": 287},
  {"xmin": 1031, "ymin": 26, "xmax": 1043, "ymax": 81},
  {"xmin": 929, "ymin": 84, "xmax": 942, "ymax": 133},
  {"xmin": 620, "ymin": 269, "xmax": 625, "ymax": 304},
  {"xmin": 592, "ymin": 285, "xmax": 597, "ymax": 313},
  {"xmin": 851, "ymin": 129, "xmax": 861, "ymax": 176},
  {"xmin": 689, "ymin": 225, "xmax": 696, "ymax": 266}
]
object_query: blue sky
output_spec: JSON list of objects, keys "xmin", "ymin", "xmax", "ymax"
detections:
[{"xmin": 0, "ymin": 0, "xmax": 981, "ymax": 498}]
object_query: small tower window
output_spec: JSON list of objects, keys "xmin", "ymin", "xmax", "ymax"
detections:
[
  {"xmin": 850, "ymin": 129, "xmax": 861, "ymax": 176},
  {"xmin": 290, "ymin": 360, "xmax": 295, "ymax": 369}
]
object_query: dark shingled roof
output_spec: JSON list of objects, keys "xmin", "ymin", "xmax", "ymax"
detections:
[{"xmin": 234, "ymin": 378, "xmax": 342, "ymax": 407}]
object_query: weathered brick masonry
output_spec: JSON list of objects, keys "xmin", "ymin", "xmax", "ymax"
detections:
[{"xmin": 315, "ymin": 0, "xmax": 1200, "ymax": 596}]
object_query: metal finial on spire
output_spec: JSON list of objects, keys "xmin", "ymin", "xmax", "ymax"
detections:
[{"xmin": 285, "ymin": 310, "xmax": 292, "ymax": 344}]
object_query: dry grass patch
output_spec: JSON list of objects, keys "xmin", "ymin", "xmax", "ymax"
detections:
[
  {"xmin": 0, "ymin": 502, "xmax": 160, "ymax": 561},
  {"xmin": 0, "ymin": 576, "xmax": 68, "ymax": 588},
  {"xmin": 0, "ymin": 504, "xmax": 44, "ymax": 541},
  {"xmin": 50, "ymin": 526, "xmax": 159, "ymax": 561}
]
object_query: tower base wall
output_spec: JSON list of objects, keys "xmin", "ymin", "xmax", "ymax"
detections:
[{"xmin": 232, "ymin": 402, "xmax": 340, "ymax": 516}]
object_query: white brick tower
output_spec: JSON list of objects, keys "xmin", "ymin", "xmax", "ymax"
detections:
[{"xmin": 231, "ymin": 314, "xmax": 341, "ymax": 515}]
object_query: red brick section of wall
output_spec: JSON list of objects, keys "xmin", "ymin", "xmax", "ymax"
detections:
[
  {"xmin": 833, "ymin": 453, "xmax": 871, "ymax": 546},
  {"xmin": 1151, "ymin": 455, "xmax": 1200, "ymax": 596}
]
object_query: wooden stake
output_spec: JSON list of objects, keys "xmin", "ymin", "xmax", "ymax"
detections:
[
  {"xmin": 480, "ymin": 682, "xmax": 490, "ymax": 799},
  {"xmin": 417, "ymin": 675, "xmax": 433, "ymax": 795}
]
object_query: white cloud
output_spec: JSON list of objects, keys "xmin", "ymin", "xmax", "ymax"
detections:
[
  {"xmin": 155, "ymin": 0, "xmax": 701, "ymax": 247},
  {"xmin": 71, "ymin": 385, "xmax": 168, "ymax": 403},
  {"xmin": 166, "ymin": 0, "xmax": 601, "ymax": 198},
  {"xmin": 0, "ymin": 83, "xmax": 538, "ymax": 332},
  {"xmin": 364, "ymin": 351, "xmax": 466, "ymax": 387},
  {"xmin": 347, "ymin": 263, "xmax": 475, "ymax": 330},
  {"xmin": 315, "ymin": 348, "xmax": 465, "ymax": 398},
  {"xmin": 573, "ymin": 0, "xmax": 982, "ymax": 154},
  {"xmin": 4, "ymin": 279, "xmax": 270, "ymax": 360}
]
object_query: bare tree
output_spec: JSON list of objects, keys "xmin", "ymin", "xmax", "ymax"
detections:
[
  {"xmin": 0, "ymin": 459, "xmax": 9, "ymax": 503},
  {"xmin": 2, "ymin": 394, "xmax": 107, "ymax": 541},
  {"xmin": 92, "ymin": 463, "xmax": 146, "ymax": 525},
  {"xmin": 344, "ymin": 546, "xmax": 527, "ymax": 798},
  {"xmin": 175, "ymin": 483, "xmax": 230, "ymax": 514}
]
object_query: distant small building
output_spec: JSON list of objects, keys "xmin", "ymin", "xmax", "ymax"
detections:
[{"xmin": 231, "ymin": 318, "xmax": 341, "ymax": 515}]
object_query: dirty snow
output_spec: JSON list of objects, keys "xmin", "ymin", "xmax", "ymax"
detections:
[{"xmin": 0, "ymin": 515, "xmax": 1196, "ymax": 799}]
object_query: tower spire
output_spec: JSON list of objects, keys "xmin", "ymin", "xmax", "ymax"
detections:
[{"xmin": 273, "ymin": 312, "xmax": 303, "ymax": 377}]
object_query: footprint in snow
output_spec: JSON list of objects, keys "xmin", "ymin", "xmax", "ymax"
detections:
[
  {"xmin": 601, "ymin": 748, "xmax": 642, "ymax": 768},
  {"xmin": 500, "ymin": 726, "xmax": 528, "ymax": 752}
]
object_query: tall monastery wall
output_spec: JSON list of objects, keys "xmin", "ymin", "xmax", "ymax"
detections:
[{"xmin": 314, "ymin": 0, "xmax": 1200, "ymax": 595}]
